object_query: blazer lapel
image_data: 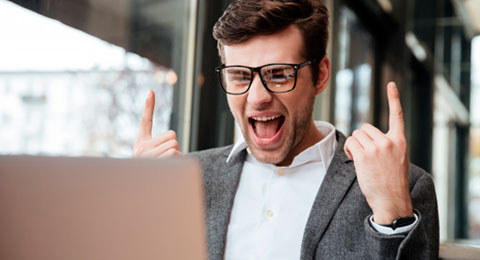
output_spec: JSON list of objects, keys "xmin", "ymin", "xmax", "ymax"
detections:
[
  {"xmin": 206, "ymin": 148, "xmax": 246, "ymax": 260},
  {"xmin": 300, "ymin": 131, "xmax": 357, "ymax": 259}
]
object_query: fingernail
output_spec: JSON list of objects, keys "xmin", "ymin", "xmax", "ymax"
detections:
[{"xmin": 389, "ymin": 82, "xmax": 397, "ymax": 94}]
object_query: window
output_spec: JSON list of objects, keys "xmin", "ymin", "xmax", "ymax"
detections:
[
  {"xmin": 333, "ymin": 6, "xmax": 374, "ymax": 135},
  {"xmin": 0, "ymin": 0, "xmax": 193, "ymax": 157},
  {"xmin": 468, "ymin": 36, "xmax": 480, "ymax": 240}
]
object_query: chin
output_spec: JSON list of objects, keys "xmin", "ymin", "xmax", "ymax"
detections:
[{"xmin": 249, "ymin": 146, "xmax": 289, "ymax": 165}]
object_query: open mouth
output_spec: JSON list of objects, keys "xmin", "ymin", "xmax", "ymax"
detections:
[{"xmin": 249, "ymin": 115, "xmax": 285, "ymax": 140}]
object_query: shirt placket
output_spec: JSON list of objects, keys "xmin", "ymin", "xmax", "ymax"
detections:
[
  {"xmin": 252, "ymin": 164, "xmax": 277, "ymax": 259},
  {"xmin": 256, "ymin": 165, "xmax": 289, "ymax": 259}
]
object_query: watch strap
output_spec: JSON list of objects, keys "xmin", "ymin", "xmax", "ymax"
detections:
[{"xmin": 378, "ymin": 215, "xmax": 416, "ymax": 230}]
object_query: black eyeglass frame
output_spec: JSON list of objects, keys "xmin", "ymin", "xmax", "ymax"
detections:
[{"xmin": 215, "ymin": 59, "xmax": 317, "ymax": 95}]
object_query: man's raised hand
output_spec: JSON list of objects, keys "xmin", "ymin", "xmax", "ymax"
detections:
[
  {"xmin": 133, "ymin": 90, "xmax": 182, "ymax": 158},
  {"xmin": 344, "ymin": 82, "xmax": 413, "ymax": 224}
]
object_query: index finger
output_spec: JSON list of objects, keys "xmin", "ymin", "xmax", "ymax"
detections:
[
  {"xmin": 387, "ymin": 82, "xmax": 405, "ymax": 136},
  {"xmin": 138, "ymin": 90, "xmax": 155, "ymax": 141}
]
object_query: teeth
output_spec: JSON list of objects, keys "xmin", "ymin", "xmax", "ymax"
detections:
[{"xmin": 252, "ymin": 115, "xmax": 281, "ymax": 121}]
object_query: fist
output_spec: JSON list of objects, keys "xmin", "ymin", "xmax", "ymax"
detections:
[
  {"xmin": 344, "ymin": 82, "xmax": 413, "ymax": 224},
  {"xmin": 133, "ymin": 90, "xmax": 182, "ymax": 158}
]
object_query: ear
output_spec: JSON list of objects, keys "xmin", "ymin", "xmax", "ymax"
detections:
[{"xmin": 314, "ymin": 56, "xmax": 330, "ymax": 95}]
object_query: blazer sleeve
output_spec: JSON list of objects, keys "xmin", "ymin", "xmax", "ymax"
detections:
[{"xmin": 362, "ymin": 165, "xmax": 439, "ymax": 260}]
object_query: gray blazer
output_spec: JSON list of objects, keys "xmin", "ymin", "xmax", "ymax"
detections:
[{"xmin": 190, "ymin": 131, "xmax": 439, "ymax": 260}]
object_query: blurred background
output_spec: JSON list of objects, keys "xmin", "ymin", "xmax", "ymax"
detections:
[{"xmin": 0, "ymin": 0, "xmax": 479, "ymax": 244}]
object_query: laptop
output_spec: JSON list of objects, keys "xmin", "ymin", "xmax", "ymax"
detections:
[{"xmin": 0, "ymin": 155, "xmax": 207, "ymax": 260}]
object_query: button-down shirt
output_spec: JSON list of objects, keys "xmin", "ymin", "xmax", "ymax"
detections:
[{"xmin": 224, "ymin": 121, "xmax": 416, "ymax": 260}]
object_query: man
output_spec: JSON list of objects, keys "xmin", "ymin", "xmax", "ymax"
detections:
[{"xmin": 134, "ymin": 0, "xmax": 439, "ymax": 259}]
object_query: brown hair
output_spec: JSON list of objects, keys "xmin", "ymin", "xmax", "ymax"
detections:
[{"xmin": 212, "ymin": 0, "xmax": 329, "ymax": 82}]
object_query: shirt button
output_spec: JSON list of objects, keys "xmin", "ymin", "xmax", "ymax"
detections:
[
  {"xmin": 266, "ymin": 209, "xmax": 274, "ymax": 218},
  {"xmin": 277, "ymin": 168, "xmax": 285, "ymax": 176}
]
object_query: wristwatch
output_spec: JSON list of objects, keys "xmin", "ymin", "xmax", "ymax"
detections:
[{"xmin": 379, "ymin": 215, "xmax": 416, "ymax": 230}]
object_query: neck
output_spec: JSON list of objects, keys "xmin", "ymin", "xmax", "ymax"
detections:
[{"xmin": 276, "ymin": 120, "xmax": 324, "ymax": 167}]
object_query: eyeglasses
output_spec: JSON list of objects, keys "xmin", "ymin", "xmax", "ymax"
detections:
[{"xmin": 215, "ymin": 60, "xmax": 316, "ymax": 95}]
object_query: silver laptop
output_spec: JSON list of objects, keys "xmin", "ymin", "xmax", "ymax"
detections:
[{"xmin": 0, "ymin": 155, "xmax": 207, "ymax": 260}]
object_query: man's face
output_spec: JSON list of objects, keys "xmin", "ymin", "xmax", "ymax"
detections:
[{"xmin": 223, "ymin": 25, "xmax": 329, "ymax": 166}]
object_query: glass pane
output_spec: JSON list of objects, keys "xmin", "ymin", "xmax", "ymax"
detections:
[
  {"xmin": 0, "ymin": 0, "xmax": 191, "ymax": 157},
  {"xmin": 333, "ymin": 6, "xmax": 374, "ymax": 135},
  {"xmin": 469, "ymin": 36, "xmax": 480, "ymax": 240}
]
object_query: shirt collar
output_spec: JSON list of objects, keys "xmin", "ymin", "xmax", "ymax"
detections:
[
  {"xmin": 226, "ymin": 135, "xmax": 248, "ymax": 163},
  {"xmin": 226, "ymin": 121, "xmax": 337, "ymax": 168}
]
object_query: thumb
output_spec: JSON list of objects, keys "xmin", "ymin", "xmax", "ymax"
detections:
[{"xmin": 344, "ymin": 141, "xmax": 353, "ymax": 161}]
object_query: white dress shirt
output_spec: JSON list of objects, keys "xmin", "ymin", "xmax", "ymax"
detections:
[{"xmin": 224, "ymin": 121, "xmax": 416, "ymax": 260}]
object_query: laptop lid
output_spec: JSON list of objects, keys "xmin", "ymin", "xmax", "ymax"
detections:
[{"xmin": 0, "ymin": 155, "xmax": 207, "ymax": 260}]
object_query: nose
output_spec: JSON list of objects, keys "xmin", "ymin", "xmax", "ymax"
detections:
[{"xmin": 247, "ymin": 73, "xmax": 272, "ymax": 107}]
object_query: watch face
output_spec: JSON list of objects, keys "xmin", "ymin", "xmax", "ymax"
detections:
[{"xmin": 392, "ymin": 216, "xmax": 416, "ymax": 230}]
